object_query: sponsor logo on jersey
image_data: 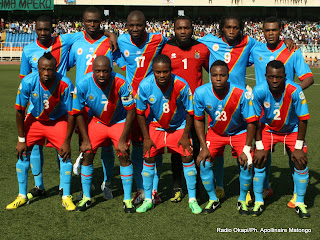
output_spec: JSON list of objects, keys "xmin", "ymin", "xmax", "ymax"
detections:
[
  {"xmin": 195, "ymin": 51, "xmax": 200, "ymax": 59},
  {"xmin": 299, "ymin": 91, "xmax": 305, "ymax": 100},
  {"xmin": 213, "ymin": 44, "xmax": 219, "ymax": 52},
  {"xmin": 124, "ymin": 50, "xmax": 130, "ymax": 57},
  {"xmin": 136, "ymin": 51, "xmax": 141, "ymax": 55},
  {"xmin": 89, "ymin": 47, "xmax": 94, "ymax": 53},
  {"xmin": 269, "ymin": 56, "xmax": 275, "ymax": 61},
  {"xmin": 77, "ymin": 48, "xmax": 83, "ymax": 55},
  {"xmin": 275, "ymin": 102, "xmax": 280, "ymax": 107},
  {"xmin": 148, "ymin": 95, "xmax": 156, "ymax": 103},
  {"xmin": 88, "ymin": 94, "xmax": 95, "ymax": 101},
  {"xmin": 264, "ymin": 101, "xmax": 270, "ymax": 108},
  {"xmin": 43, "ymin": 93, "xmax": 48, "ymax": 99},
  {"xmin": 102, "ymin": 94, "xmax": 107, "ymax": 99},
  {"xmin": 218, "ymin": 104, "xmax": 223, "ymax": 111},
  {"xmin": 171, "ymin": 53, "xmax": 176, "ymax": 59},
  {"xmin": 32, "ymin": 55, "xmax": 38, "ymax": 63}
]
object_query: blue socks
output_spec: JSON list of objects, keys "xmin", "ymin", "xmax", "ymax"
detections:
[
  {"xmin": 120, "ymin": 164, "xmax": 133, "ymax": 201},
  {"xmin": 293, "ymin": 167, "xmax": 309, "ymax": 204},
  {"xmin": 239, "ymin": 165, "xmax": 252, "ymax": 202},
  {"xmin": 200, "ymin": 160, "xmax": 218, "ymax": 201},
  {"xmin": 30, "ymin": 145, "xmax": 44, "ymax": 190},
  {"xmin": 58, "ymin": 155, "xmax": 73, "ymax": 197},
  {"xmin": 81, "ymin": 164, "xmax": 94, "ymax": 199},
  {"xmin": 141, "ymin": 161, "xmax": 155, "ymax": 200},
  {"xmin": 263, "ymin": 154, "xmax": 272, "ymax": 189},
  {"xmin": 153, "ymin": 155, "xmax": 163, "ymax": 192},
  {"xmin": 101, "ymin": 146, "xmax": 115, "ymax": 183},
  {"xmin": 131, "ymin": 145, "xmax": 144, "ymax": 190},
  {"xmin": 182, "ymin": 160, "xmax": 197, "ymax": 200},
  {"xmin": 213, "ymin": 156, "xmax": 224, "ymax": 188},
  {"xmin": 16, "ymin": 151, "xmax": 31, "ymax": 197},
  {"xmin": 253, "ymin": 167, "xmax": 266, "ymax": 203}
]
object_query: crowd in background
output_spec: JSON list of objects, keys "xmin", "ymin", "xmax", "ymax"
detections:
[{"xmin": 1, "ymin": 17, "xmax": 320, "ymax": 44}]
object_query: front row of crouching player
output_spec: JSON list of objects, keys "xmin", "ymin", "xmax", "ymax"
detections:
[{"xmin": 7, "ymin": 53, "xmax": 310, "ymax": 218}]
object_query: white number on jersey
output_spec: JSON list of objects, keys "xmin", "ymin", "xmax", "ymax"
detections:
[
  {"xmin": 224, "ymin": 52, "xmax": 231, "ymax": 64},
  {"xmin": 215, "ymin": 110, "xmax": 227, "ymax": 121},
  {"xmin": 135, "ymin": 56, "xmax": 146, "ymax": 68},
  {"xmin": 182, "ymin": 58, "xmax": 187, "ymax": 69},
  {"xmin": 43, "ymin": 100, "xmax": 49, "ymax": 109},
  {"xmin": 163, "ymin": 102, "xmax": 170, "ymax": 113},
  {"xmin": 273, "ymin": 109, "xmax": 281, "ymax": 120},
  {"xmin": 101, "ymin": 100, "xmax": 108, "ymax": 111},
  {"xmin": 86, "ymin": 54, "xmax": 97, "ymax": 66}
]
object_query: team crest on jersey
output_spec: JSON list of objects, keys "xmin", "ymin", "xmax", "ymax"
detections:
[
  {"xmin": 88, "ymin": 94, "xmax": 95, "ymax": 101},
  {"xmin": 17, "ymin": 83, "xmax": 22, "ymax": 94},
  {"xmin": 171, "ymin": 53, "xmax": 176, "ymax": 59},
  {"xmin": 195, "ymin": 51, "xmax": 200, "ymax": 59},
  {"xmin": 124, "ymin": 50, "xmax": 130, "ymax": 57},
  {"xmin": 245, "ymin": 92, "xmax": 252, "ymax": 100},
  {"xmin": 32, "ymin": 91, "xmax": 39, "ymax": 99},
  {"xmin": 299, "ymin": 92, "xmax": 305, "ymax": 100},
  {"xmin": 259, "ymin": 56, "xmax": 263, "ymax": 62},
  {"xmin": 264, "ymin": 101, "xmax": 270, "ymax": 108},
  {"xmin": 148, "ymin": 95, "xmax": 156, "ymax": 103},
  {"xmin": 206, "ymin": 103, "xmax": 213, "ymax": 111},
  {"xmin": 213, "ymin": 44, "xmax": 219, "ymax": 52},
  {"xmin": 32, "ymin": 55, "xmax": 38, "ymax": 63},
  {"xmin": 77, "ymin": 48, "xmax": 83, "ymax": 55}
]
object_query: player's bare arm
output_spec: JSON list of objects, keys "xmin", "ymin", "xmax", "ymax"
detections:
[
  {"xmin": 16, "ymin": 109, "xmax": 29, "ymax": 159},
  {"xmin": 299, "ymin": 76, "xmax": 314, "ymax": 90},
  {"xmin": 239, "ymin": 121, "xmax": 258, "ymax": 170},
  {"xmin": 137, "ymin": 113, "xmax": 156, "ymax": 158},
  {"xmin": 194, "ymin": 118, "xmax": 211, "ymax": 167},
  {"xmin": 59, "ymin": 114, "xmax": 76, "ymax": 162},
  {"xmin": 104, "ymin": 31, "xmax": 118, "ymax": 52},
  {"xmin": 177, "ymin": 113, "xmax": 193, "ymax": 156},
  {"xmin": 291, "ymin": 120, "xmax": 308, "ymax": 168},
  {"xmin": 117, "ymin": 108, "xmax": 135, "ymax": 161},
  {"xmin": 253, "ymin": 123, "xmax": 268, "ymax": 168}
]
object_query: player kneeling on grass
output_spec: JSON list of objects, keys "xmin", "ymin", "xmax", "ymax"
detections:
[
  {"xmin": 135, "ymin": 54, "xmax": 201, "ymax": 214},
  {"xmin": 7, "ymin": 53, "xmax": 76, "ymax": 211},
  {"xmin": 252, "ymin": 60, "xmax": 310, "ymax": 218},
  {"xmin": 72, "ymin": 56, "xmax": 136, "ymax": 212},
  {"xmin": 194, "ymin": 60, "xmax": 258, "ymax": 215}
]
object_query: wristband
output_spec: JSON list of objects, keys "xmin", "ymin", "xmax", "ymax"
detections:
[
  {"xmin": 243, "ymin": 145, "xmax": 251, "ymax": 154},
  {"xmin": 243, "ymin": 145, "xmax": 252, "ymax": 166},
  {"xmin": 255, "ymin": 141, "xmax": 264, "ymax": 150},
  {"xmin": 295, "ymin": 140, "xmax": 304, "ymax": 150},
  {"xmin": 18, "ymin": 136, "xmax": 25, "ymax": 143}
]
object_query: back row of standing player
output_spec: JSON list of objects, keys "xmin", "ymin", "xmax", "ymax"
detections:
[{"xmin": 7, "ymin": 7, "xmax": 313, "ymax": 218}]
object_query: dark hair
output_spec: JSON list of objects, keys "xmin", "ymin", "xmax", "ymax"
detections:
[
  {"xmin": 36, "ymin": 15, "xmax": 53, "ymax": 26},
  {"xmin": 219, "ymin": 16, "xmax": 243, "ymax": 38},
  {"xmin": 127, "ymin": 10, "xmax": 145, "ymax": 23},
  {"xmin": 39, "ymin": 52, "xmax": 57, "ymax": 66},
  {"xmin": 266, "ymin": 60, "xmax": 285, "ymax": 72},
  {"xmin": 210, "ymin": 60, "xmax": 229, "ymax": 73},
  {"xmin": 83, "ymin": 6, "xmax": 102, "ymax": 20},
  {"xmin": 153, "ymin": 54, "xmax": 171, "ymax": 66},
  {"xmin": 174, "ymin": 16, "xmax": 192, "ymax": 26},
  {"xmin": 263, "ymin": 16, "xmax": 282, "ymax": 29}
]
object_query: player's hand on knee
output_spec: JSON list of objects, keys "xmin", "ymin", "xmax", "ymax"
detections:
[
  {"xmin": 292, "ymin": 149, "xmax": 307, "ymax": 167},
  {"xmin": 16, "ymin": 142, "xmax": 27, "ymax": 160},
  {"xmin": 80, "ymin": 139, "xmax": 92, "ymax": 153},
  {"xmin": 239, "ymin": 152, "xmax": 251, "ymax": 170},
  {"xmin": 117, "ymin": 140, "xmax": 130, "ymax": 161},
  {"xmin": 197, "ymin": 148, "xmax": 211, "ymax": 167},
  {"xmin": 59, "ymin": 142, "xmax": 71, "ymax": 162},
  {"xmin": 253, "ymin": 149, "xmax": 267, "ymax": 167},
  {"xmin": 177, "ymin": 134, "xmax": 193, "ymax": 157},
  {"xmin": 143, "ymin": 138, "xmax": 156, "ymax": 158}
]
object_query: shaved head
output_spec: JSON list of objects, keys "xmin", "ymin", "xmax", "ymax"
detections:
[
  {"xmin": 127, "ymin": 10, "xmax": 145, "ymax": 23},
  {"xmin": 93, "ymin": 55, "xmax": 111, "ymax": 70}
]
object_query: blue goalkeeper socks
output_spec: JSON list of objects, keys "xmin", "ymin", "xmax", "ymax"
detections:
[
  {"xmin": 120, "ymin": 164, "xmax": 133, "ymax": 201},
  {"xmin": 16, "ymin": 151, "xmax": 31, "ymax": 197},
  {"xmin": 200, "ymin": 160, "xmax": 218, "ymax": 201},
  {"xmin": 81, "ymin": 164, "xmax": 93, "ymax": 199}
]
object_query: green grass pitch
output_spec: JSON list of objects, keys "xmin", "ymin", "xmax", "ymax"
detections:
[{"xmin": 0, "ymin": 64, "xmax": 319, "ymax": 239}]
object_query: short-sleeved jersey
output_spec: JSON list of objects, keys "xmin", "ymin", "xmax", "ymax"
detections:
[
  {"xmin": 15, "ymin": 72, "xmax": 74, "ymax": 121},
  {"xmin": 249, "ymin": 41, "xmax": 313, "ymax": 85},
  {"xmin": 20, "ymin": 32, "xmax": 82, "ymax": 78},
  {"xmin": 72, "ymin": 72, "xmax": 135, "ymax": 125},
  {"xmin": 136, "ymin": 73, "xmax": 194, "ymax": 131},
  {"xmin": 252, "ymin": 81, "xmax": 310, "ymax": 133},
  {"xmin": 161, "ymin": 38, "xmax": 210, "ymax": 93},
  {"xmin": 68, "ymin": 31, "xmax": 122, "ymax": 84},
  {"xmin": 194, "ymin": 83, "xmax": 258, "ymax": 136},
  {"xmin": 118, "ymin": 32, "xmax": 168, "ymax": 91},
  {"xmin": 199, "ymin": 35, "xmax": 257, "ymax": 88}
]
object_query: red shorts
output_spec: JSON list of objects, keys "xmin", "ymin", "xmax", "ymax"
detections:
[
  {"xmin": 88, "ymin": 118, "xmax": 129, "ymax": 153},
  {"xmin": 262, "ymin": 130, "xmax": 307, "ymax": 153},
  {"xmin": 24, "ymin": 114, "xmax": 67, "ymax": 150},
  {"xmin": 144, "ymin": 123, "xmax": 192, "ymax": 158},
  {"xmin": 207, "ymin": 115, "xmax": 223, "ymax": 157},
  {"xmin": 206, "ymin": 129, "xmax": 247, "ymax": 159}
]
